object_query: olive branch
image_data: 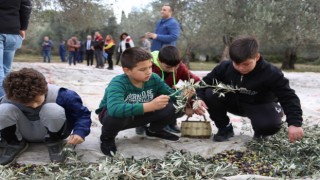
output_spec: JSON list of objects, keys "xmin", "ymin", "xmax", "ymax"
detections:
[{"xmin": 169, "ymin": 78, "xmax": 244, "ymax": 113}]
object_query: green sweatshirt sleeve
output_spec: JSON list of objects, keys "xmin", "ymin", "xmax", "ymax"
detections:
[
  {"xmin": 96, "ymin": 75, "xmax": 144, "ymax": 118},
  {"xmin": 96, "ymin": 74, "xmax": 177, "ymax": 118}
]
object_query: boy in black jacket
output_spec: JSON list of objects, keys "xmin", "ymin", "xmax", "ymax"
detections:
[{"xmin": 195, "ymin": 36, "xmax": 304, "ymax": 143}]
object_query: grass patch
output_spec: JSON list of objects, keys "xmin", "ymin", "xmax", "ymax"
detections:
[
  {"xmin": 14, "ymin": 54, "xmax": 320, "ymax": 72},
  {"xmin": 189, "ymin": 62, "xmax": 218, "ymax": 71},
  {"xmin": 14, "ymin": 54, "xmax": 63, "ymax": 63}
]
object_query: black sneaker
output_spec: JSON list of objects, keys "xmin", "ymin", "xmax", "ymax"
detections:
[
  {"xmin": 0, "ymin": 140, "xmax": 28, "ymax": 165},
  {"xmin": 100, "ymin": 138, "xmax": 117, "ymax": 156},
  {"xmin": 164, "ymin": 124, "xmax": 181, "ymax": 133},
  {"xmin": 45, "ymin": 140, "xmax": 66, "ymax": 163},
  {"xmin": 146, "ymin": 128, "xmax": 179, "ymax": 141},
  {"xmin": 0, "ymin": 138, "xmax": 7, "ymax": 148},
  {"xmin": 213, "ymin": 124, "xmax": 235, "ymax": 142},
  {"xmin": 135, "ymin": 126, "xmax": 146, "ymax": 136}
]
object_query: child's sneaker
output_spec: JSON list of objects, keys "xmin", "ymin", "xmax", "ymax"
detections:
[
  {"xmin": 45, "ymin": 140, "xmax": 66, "ymax": 163},
  {"xmin": 0, "ymin": 138, "xmax": 7, "ymax": 148},
  {"xmin": 213, "ymin": 124, "xmax": 235, "ymax": 142},
  {"xmin": 0, "ymin": 139, "xmax": 28, "ymax": 165},
  {"xmin": 146, "ymin": 128, "xmax": 179, "ymax": 141},
  {"xmin": 164, "ymin": 123, "xmax": 181, "ymax": 133},
  {"xmin": 100, "ymin": 138, "xmax": 117, "ymax": 156}
]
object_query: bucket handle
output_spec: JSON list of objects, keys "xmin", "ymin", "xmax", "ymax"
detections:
[{"xmin": 186, "ymin": 115, "xmax": 207, "ymax": 122}]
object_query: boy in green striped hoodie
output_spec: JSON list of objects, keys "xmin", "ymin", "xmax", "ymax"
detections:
[{"xmin": 96, "ymin": 47, "xmax": 183, "ymax": 156}]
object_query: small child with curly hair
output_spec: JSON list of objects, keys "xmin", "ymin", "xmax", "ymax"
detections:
[{"xmin": 0, "ymin": 68, "xmax": 92, "ymax": 165}]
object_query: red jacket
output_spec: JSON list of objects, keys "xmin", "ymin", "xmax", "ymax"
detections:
[{"xmin": 152, "ymin": 62, "xmax": 200, "ymax": 88}]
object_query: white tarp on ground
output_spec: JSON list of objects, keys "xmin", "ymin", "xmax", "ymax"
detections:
[{"xmin": 2, "ymin": 62, "xmax": 319, "ymax": 179}]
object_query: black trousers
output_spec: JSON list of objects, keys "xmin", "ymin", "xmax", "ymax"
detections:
[
  {"xmin": 204, "ymin": 88, "xmax": 283, "ymax": 136},
  {"xmin": 116, "ymin": 52, "xmax": 121, "ymax": 65},
  {"xmin": 85, "ymin": 50, "xmax": 94, "ymax": 66},
  {"xmin": 107, "ymin": 53, "xmax": 113, "ymax": 68},
  {"xmin": 100, "ymin": 101, "xmax": 177, "ymax": 140}
]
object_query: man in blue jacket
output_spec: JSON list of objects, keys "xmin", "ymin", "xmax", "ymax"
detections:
[
  {"xmin": 0, "ymin": 68, "xmax": 92, "ymax": 165},
  {"xmin": 0, "ymin": 0, "xmax": 32, "ymax": 97},
  {"xmin": 146, "ymin": 4, "xmax": 180, "ymax": 51}
]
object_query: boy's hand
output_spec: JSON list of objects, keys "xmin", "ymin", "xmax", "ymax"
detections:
[
  {"xmin": 67, "ymin": 134, "xmax": 84, "ymax": 145},
  {"xmin": 152, "ymin": 95, "xmax": 170, "ymax": 110},
  {"xmin": 182, "ymin": 88, "xmax": 195, "ymax": 100},
  {"xmin": 193, "ymin": 100, "xmax": 208, "ymax": 115},
  {"xmin": 185, "ymin": 107, "xmax": 193, "ymax": 117},
  {"xmin": 288, "ymin": 125, "xmax": 304, "ymax": 143},
  {"xmin": 144, "ymin": 95, "xmax": 170, "ymax": 112}
]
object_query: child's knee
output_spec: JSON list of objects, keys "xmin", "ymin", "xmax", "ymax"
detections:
[
  {"xmin": 203, "ymin": 88, "xmax": 222, "ymax": 105},
  {"xmin": 39, "ymin": 103, "xmax": 66, "ymax": 120},
  {"xmin": 160, "ymin": 101, "xmax": 175, "ymax": 114},
  {"xmin": 0, "ymin": 103, "xmax": 21, "ymax": 123},
  {"xmin": 204, "ymin": 88, "xmax": 215, "ymax": 99},
  {"xmin": 254, "ymin": 123, "xmax": 282, "ymax": 136},
  {"xmin": 39, "ymin": 103, "xmax": 66, "ymax": 131}
]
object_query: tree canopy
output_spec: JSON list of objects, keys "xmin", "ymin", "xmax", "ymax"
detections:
[{"xmin": 24, "ymin": 0, "xmax": 320, "ymax": 69}]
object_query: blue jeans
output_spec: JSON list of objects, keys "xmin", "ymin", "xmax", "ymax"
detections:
[
  {"xmin": 43, "ymin": 50, "xmax": 51, "ymax": 63},
  {"xmin": 60, "ymin": 51, "xmax": 66, "ymax": 62},
  {"xmin": 0, "ymin": 34, "xmax": 23, "ymax": 97},
  {"xmin": 68, "ymin": 51, "xmax": 77, "ymax": 65}
]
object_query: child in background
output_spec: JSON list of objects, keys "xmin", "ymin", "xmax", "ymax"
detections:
[{"xmin": 104, "ymin": 34, "xmax": 116, "ymax": 70}]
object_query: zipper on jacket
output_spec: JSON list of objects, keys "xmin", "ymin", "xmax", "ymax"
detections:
[{"xmin": 240, "ymin": 75, "xmax": 243, "ymax": 82}]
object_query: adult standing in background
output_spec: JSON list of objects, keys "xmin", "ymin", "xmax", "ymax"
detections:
[
  {"xmin": 77, "ymin": 39, "xmax": 85, "ymax": 63},
  {"xmin": 85, "ymin": 35, "xmax": 94, "ymax": 66},
  {"xmin": 116, "ymin": 32, "xmax": 134, "ymax": 65},
  {"xmin": 119, "ymin": 33, "xmax": 134, "ymax": 51},
  {"xmin": 59, "ymin": 40, "xmax": 66, "ymax": 62},
  {"xmin": 115, "ymin": 35, "xmax": 123, "ymax": 65},
  {"xmin": 93, "ymin": 31, "xmax": 104, "ymax": 69},
  {"xmin": 0, "ymin": 0, "xmax": 32, "ymax": 97},
  {"xmin": 104, "ymin": 35, "xmax": 115, "ymax": 70},
  {"xmin": 146, "ymin": 4, "xmax": 180, "ymax": 51},
  {"xmin": 42, "ymin": 36, "xmax": 53, "ymax": 63},
  {"xmin": 67, "ymin": 35, "xmax": 80, "ymax": 66}
]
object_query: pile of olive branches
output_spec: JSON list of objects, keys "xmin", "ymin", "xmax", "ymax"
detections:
[{"xmin": 1, "ymin": 124, "xmax": 319, "ymax": 179}]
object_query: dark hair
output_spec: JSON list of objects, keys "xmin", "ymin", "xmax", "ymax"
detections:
[
  {"xmin": 3, "ymin": 68, "xmax": 48, "ymax": 103},
  {"xmin": 229, "ymin": 36, "xmax": 259, "ymax": 64},
  {"xmin": 158, "ymin": 45, "xmax": 181, "ymax": 66},
  {"xmin": 121, "ymin": 47, "xmax": 152, "ymax": 69},
  {"xmin": 163, "ymin": 3, "xmax": 174, "ymax": 12},
  {"xmin": 120, "ymin": 32, "xmax": 129, "ymax": 40}
]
